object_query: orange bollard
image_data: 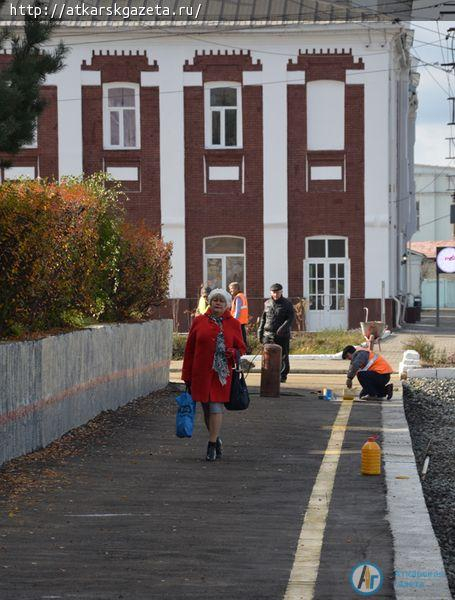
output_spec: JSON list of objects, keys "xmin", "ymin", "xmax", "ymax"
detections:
[
  {"xmin": 260, "ymin": 343, "xmax": 282, "ymax": 397},
  {"xmin": 361, "ymin": 436, "xmax": 381, "ymax": 475}
]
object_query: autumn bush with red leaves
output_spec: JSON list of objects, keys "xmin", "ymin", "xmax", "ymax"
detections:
[
  {"xmin": 114, "ymin": 222, "xmax": 173, "ymax": 319},
  {"xmin": 0, "ymin": 174, "xmax": 172, "ymax": 337}
]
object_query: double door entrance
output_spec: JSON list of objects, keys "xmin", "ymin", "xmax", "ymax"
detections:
[{"xmin": 304, "ymin": 238, "xmax": 349, "ymax": 331}]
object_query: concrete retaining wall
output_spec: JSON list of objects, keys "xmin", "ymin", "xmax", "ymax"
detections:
[
  {"xmin": 407, "ymin": 368, "xmax": 455, "ymax": 379},
  {"xmin": 0, "ymin": 320, "xmax": 173, "ymax": 467}
]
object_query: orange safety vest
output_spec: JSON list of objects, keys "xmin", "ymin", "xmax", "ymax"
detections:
[
  {"xmin": 231, "ymin": 292, "xmax": 249, "ymax": 325},
  {"xmin": 359, "ymin": 350, "xmax": 393, "ymax": 375}
]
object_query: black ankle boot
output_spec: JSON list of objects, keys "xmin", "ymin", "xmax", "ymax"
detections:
[
  {"xmin": 206, "ymin": 441, "xmax": 217, "ymax": 462},
  {"xmin": 215, "ymin": 437, "xmax": 223, "ymax": 459}
]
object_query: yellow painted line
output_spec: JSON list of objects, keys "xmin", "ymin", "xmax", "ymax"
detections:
[
  {"xmin": 321, "ymin": 425, "xmax": 408, "ymax": 432},
  {"xmin": 283, "ymin": 399, "xmax": 354, "ymax": 600},
  {"xmin": 308, "ymin": 449, "xmax": 359, "ymax": 456}
]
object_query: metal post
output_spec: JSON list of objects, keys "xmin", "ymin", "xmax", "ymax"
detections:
[
  {"xmin": 260, "ymin": 343, "xmax": 282, "ymax": 397},
  {"xmin": 436, "ymin": 267, "xmax": 440, "ymax": 327},
  {"xmin": 381, "ymin": 280, "xmax": 386, "ymax": 324}
]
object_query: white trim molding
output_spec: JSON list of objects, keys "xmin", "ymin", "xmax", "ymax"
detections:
[
  {"xmin": 154, "ymin": 48, "xmax": 187, "ymax": 297},
  {"xmin": 140, "ymin": 71, "xmax": 160, "ymax": 87},
  {"xmin": 81, "ymin": 70, "xmax": 101, "ymax": 86},
  {"xmin": 243, "ymin": 71, "xmax": 263, "ymax": 86},
  {"xmin": 263, "ymin": 55, "xmax": 289, "ymax": 295},
  {"xmin": 106, "ymin": 166, "xmax": 139, "ymax": 181},
  {"xmin": 4, "ymin": 166, "xmax": 36, "ymax": 179},
  {"xmin": 310, "ymin": 166, "xmax": 343, "ymax": 180},
  {"xmin": 183, "ymin": 71, "xmax": 203, "ymax": 86},
  {"xmin": 287, "ymin": 70, "xmax": 305, "ymax": 85},
  {"xmin": 208, "ymin": 166, "xmax": 240, "ymax": 180}
]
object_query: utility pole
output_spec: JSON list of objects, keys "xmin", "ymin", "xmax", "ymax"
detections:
[{"xmin": 442, "ymin": 28, "xmax": 455, "ymax": 237}]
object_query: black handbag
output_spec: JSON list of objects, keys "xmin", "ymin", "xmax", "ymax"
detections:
[{"xmin": 225, "ymin": 350, "xmax": 250, "ymax": 411}]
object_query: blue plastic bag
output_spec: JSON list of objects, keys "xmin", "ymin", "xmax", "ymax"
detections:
[{"xmin": 175, "ymin": 391, "xmax": 196, "ymax": 438}]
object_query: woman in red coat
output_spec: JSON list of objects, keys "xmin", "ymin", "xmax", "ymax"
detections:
[{"xmin": 182, "ymin": 288, "xmax": 246, "ymax": 461}]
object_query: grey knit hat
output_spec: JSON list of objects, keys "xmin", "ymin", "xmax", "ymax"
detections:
[{"xmin": 207, "ymin": 288, "xmax": 232, "ymax": 306}]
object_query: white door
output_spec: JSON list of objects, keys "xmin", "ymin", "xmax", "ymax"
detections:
[{"xmin": 304, "ymin": 237, "xmax": 349, "ymax": 331}]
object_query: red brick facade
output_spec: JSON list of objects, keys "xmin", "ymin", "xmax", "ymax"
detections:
[
  {"xmin": 81, "ymin": 51, "xmax": 161, "ymax": 232},
  {"xmin": 183, "ymin": 51, "xmax": 264, "ymax": 303},
  {"xmin": 1, "ymin": 46, "xmax": 386, "ymax": 330},
  {"xmin": 287, "ymin": 50, "xmax": 365, "ymax": 328}
]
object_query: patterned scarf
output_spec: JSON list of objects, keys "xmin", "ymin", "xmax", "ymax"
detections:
[{"xmin": 209, "ymin": 315, "xmax": 230, "ymax": 386}]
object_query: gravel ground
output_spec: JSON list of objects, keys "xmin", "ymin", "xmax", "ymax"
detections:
[{"xmin": 404, "ymin": 379, "xmax": 455, "ymax": 597}]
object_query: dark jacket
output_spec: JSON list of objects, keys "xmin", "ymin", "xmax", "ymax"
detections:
[
  {"xmin": 258, "ymin": 297, "xmax": 295, "ymax": 341},
  {"xmin": 346, "ymin": 349, "xmax": 370, "ymax": 380}
]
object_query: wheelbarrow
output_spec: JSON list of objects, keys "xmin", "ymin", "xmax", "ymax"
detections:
[{"xmin": 360, "ymin": 307, "xmax": 386, "ymax": 351}]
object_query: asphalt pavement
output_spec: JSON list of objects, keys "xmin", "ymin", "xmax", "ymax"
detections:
[
  {"xmin": 0, "ymin": 383, "xmax": 395, "ymax": 600},
  {"xmin": 3, "ymin": 309, "xmax": 454, "ymax": 600}
]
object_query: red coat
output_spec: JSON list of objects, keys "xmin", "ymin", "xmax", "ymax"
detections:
[{"xmin": 181, "ymin": 308, "xmax": 246, "ymax": 403}]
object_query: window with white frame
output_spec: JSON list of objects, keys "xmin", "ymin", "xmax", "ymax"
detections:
[
  {"xmin": 204, "ymin": 236, "xmax": 245, "ymax": 291},
  {"xmin": 205, "ymin": 83, "xmax": 242, "ymax": 149},
  {"xmin": 103, "ymin": 83, "xmax": 140, "ymax": 149}
]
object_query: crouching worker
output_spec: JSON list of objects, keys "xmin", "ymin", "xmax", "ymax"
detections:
[{"xmin": 342, "ymin": 345, "xmax": 394, "ymax": 400}]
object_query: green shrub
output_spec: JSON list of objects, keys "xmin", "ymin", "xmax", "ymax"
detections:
[
  {"xmin": 290, "ymin": 329, "xmax": 364, "ymax": 354},
  {"xmin": 0, "ymin": 175, "xmax": 172, "ymax": 338},
  {"xmin": 112, "ymin": 221, "xmax": 172, "ymax": 320},
  {"xmin": 247, "ymin": 333, "xmax": 262, "ymax": 356},
  {"xmin": 60, "ymin": 309, "xmax": 97, "ymax": 329},
  {"xmin": 402, "ymin": 336, "xmax": 435, "ymax": 364},
  {"xmin": 173, "ymin": 333, "xmax": 188, "ymax": 359},
  {"xmin": 0, "ymin": 177, "xmax": 113, "ymax": 335}
]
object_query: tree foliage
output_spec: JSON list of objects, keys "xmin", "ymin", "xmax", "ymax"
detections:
[
  {"xmin": 0, "ymin": 175, "xmax": 173, "ymax": 337},
  {"xmin": 0, "ymin": 1, "xmax": 67, "ymax": 160},
  {"xmin": 114, "ymin": 221, "xmax": 173, "ymax": 319}
]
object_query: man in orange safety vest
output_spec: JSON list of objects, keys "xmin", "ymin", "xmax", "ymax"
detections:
[
  {"xmin": 342, "ymin": 345, "xmax": 393, "ymax": 400},
  {"xmin": 228, "ymin": 281, "xmax": 249, "ymax": 347}
]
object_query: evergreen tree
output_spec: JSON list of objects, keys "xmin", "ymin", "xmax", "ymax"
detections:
[{"xmin": 0, "ymin": 1, "xmax": 66, "ymax": 163}]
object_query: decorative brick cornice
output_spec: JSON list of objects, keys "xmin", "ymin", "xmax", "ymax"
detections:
[
  {"xmin": 184, "ymin": 49, "xmax": 262, "ymax": 83},
  {"xmin": 81, "ymin": 50, "xmax": 158, "ymax": 83},
  {"xmin": 288, "ymin": 48, "xmax": 364, "ymax": 82},
  {"xmin": 184, "ymin": 49, "xmax": 262, "ymax": 71}
]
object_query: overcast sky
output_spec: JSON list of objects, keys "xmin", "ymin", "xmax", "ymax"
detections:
[{"xmin": 413, "ymin": 20, "xmax": 455, "ymax": 166}]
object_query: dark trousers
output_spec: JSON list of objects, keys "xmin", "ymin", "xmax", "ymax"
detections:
[
  {"xmin": 240, "ymin": 324, "xmax": 248, "ymax": 349},
  {"xmin": 357, "ymin": 371, "xmax": 390, "ymax": 397},
  {"xmin": 264, "ymin": 334, "xmax": 290, "ymax": 379}
]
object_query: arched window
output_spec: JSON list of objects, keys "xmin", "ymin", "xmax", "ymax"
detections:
[
  {"xmin": 204, "ymin": 82, "xmax": 242, "ymax": 149},
  {"xmin": 203, "ymin": 236, "xmax": 245, "ymax": 291},
  {"xmin": 103, "ymin": 83, "xmax": 140, "ymax": 149}
]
